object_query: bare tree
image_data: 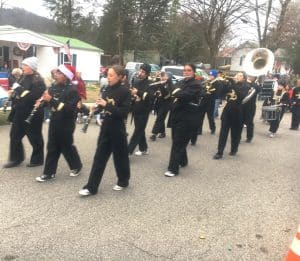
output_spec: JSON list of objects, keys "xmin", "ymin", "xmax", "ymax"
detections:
[
  {"xmin": 180, "ymin": 0, "xmax": 253, "ymax": 67},
  {"xmin": 266, "ymin": 0, "xmax": 293, "ymax": 50},
  {"xmin": 252, "ymin": 0, "xmax": 292, "ymax": 49}
]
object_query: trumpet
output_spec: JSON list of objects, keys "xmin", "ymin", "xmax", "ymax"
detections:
[{"xmin": 149, "ymin": 79, "xmax": 167, "ymax": 86}]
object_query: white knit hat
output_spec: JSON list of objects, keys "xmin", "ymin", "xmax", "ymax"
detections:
[
  {"xmin": 22, "ymin": 57, "xmax": 38, "ymax": 71},
  {"xmin": 57, "ymin": 64, "xmax": 75, "ymax": 80}
]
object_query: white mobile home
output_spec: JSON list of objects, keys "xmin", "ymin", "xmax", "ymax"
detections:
[{"xmin": 0, "ymin": 25, "xmax": 103, "ymax": 82}]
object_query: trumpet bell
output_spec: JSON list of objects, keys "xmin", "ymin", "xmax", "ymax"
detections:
[{"xmin": 243, "ymin": 48, "xmax": 274, "ymax": 77}]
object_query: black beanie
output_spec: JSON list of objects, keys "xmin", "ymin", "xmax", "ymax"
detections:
[{"xmin": 140, "ymin": 63, "xmax": 151, "ymax": 75}]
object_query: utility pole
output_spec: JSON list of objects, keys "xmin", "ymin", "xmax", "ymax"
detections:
[{"xmin": 117, "ymin": 10, "xmax": 123, "ymax": 65}]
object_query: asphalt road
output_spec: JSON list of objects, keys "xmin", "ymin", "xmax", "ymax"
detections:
[{"xmin": 1, "ymin": 102, "xmax": 300, "ymax": 260}]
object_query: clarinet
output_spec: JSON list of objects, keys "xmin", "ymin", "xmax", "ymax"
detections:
[
  {"xmin": 81, "ymin": 103, "xmax": 103, "ymax": 133},
  {"xmin": 81, "ymin": 93, "xmax": 108, "ymax": 133},
  {"xmin": 25, "ymin": 98, "xmax": 44, "ymax": 124}
]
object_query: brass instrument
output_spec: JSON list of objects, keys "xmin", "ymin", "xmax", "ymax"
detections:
[
  {"xmin": 241, "ymin": 87, "xmax": 256, "ymax": 104},
  {"xmin": 149, "ymin": 80, "xmax": 167, "ymax": 86},
  {"xmin": 243, "ymin": 48, "xmax": 274, "ymax": 77}
]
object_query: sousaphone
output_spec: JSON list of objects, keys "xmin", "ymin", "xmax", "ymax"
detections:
[
  {"xmin": 243, "ymin": 48, "xmax": 274, "ymax": 77},
  {"xmin": 241, "ymin": 48, "xmax": 274, "ymax": 104}
]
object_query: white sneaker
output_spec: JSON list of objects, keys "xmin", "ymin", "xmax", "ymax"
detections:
[
  {"xmin": 113, "ymin": 185, "xmax": 126, "ymax": 191},
  {"xmin": 70, "ymin": 166, "xmax": 82, "ymax": 177},
  {"xmin": 164, "ymin": 171, "xmax": 176, "ymax": 177},
  {"xmin": 35, "ymin": 174, "xmax": 55, "ymax": 182},
  {"xmin": 134, "ymin": 150, "xmax": 149, "ymax": 156},
  {"xmin": 79, "ymin": 188, "xmax": 91, "ymax": 196},
  {"xmin": 269, "ymin": 133, "xmax": 275, "ymax": 138}
]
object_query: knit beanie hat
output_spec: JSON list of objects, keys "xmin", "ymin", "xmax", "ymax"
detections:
[
  {"xmin": 22, "ymin": 57, "xmax": 38, "ymax": 71},
  {"xmin": 57, "ymin": 64, "xmax": 75, "ymax": 80},
  {"xmin": 140, "ymin": 63, "xmax": 151, "ymax": 75},
  {"xmin": 209, "ymin": 69, "xmax": 218, "ymax": 78}
]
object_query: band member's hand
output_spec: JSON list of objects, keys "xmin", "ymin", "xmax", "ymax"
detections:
[
  {"xmin": 131, "ymin": 87, "xmax": 138, "ymax": 96},
  {"xmin": 43, "ymin": 91, "xmax": 52, "ymax": 102},
  {"xmin": 97, "ymin": 97, "xmax": 107, "ymax": 107}
]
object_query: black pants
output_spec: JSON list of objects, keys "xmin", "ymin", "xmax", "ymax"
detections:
[
  {"xmin": 151, "ymin": 102, "xmax": 170, "ymax": 135},
  {"xmin": 242, "ymin": 105, "xmax": 256, "ymax": 140},
  {"xmin": 217, "ymin": 112, "xmax": 243, "ymax": 155},
  {"xmin": 128, "ymin": 114, "xmax": 149, "ymax": 154},
  {"xmin": 269, "ymin": 109, "xmax": 285, "ymax": 133},
  {"xmin": 190, "ymin": 107, "xmax": 202, "ymax": 145},
  {"xmin": 84, "ymin": 128, "xmax": 130, "ymax": 194},
  {"xmin": 9, "ymin": 115, "xmax": 44, "ymax": 164},
  {"xmin": 291, "ymin": 106, "xmax": 300, "ymax": 129},
  {"xmin": 198, "ymin": 100, "xmax": 216, "ymax": 134},
  {"xmin": 43, "ymin": 122, "xmax": 81, "ymax": 175},
  {"xmin": 168, "ymin": 121, "xmax": 193, "ymax": 174}
]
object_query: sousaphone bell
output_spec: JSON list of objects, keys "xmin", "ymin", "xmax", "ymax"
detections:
[{"xmin": 243, "ymin": 48, "xmax": 274, "ymax": 77}]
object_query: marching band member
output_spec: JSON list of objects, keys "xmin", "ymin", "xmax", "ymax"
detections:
[
  {"xmin": 149, "ymin": 71, "xmax": 173, "ymax": 141},
  {"xmin": 241, "ymin": 75, "xmax": 261, "ymax": 142},
  {"xmin": 4, "ymin": 57, "xmax": 46, "ymax": 168},
  {"xmin": 128, "ymin": 63, "xmax": 152, "ymax": 156},
  {"xmin": 195, "ymin": 69, "xmax": 218, "ymax": 138},
  {"xmin": 36, "ymin": 64, "xmax": 82, "ymax": 182},
  {"xmin": 165, "ymin": 63, "xmax": 202, "ymax": 177},
  {"xmin": 79, "ymin": 65, "xmax": 131, "ymax": 196},
  {"xmin": 267, "ymin": 80, "xmax": 289, "ymax": 138},
  {"xmin": 213, "ymin": 72, "xmax": 248, "ymax": 159},
  {"xmin": 290, "ymin": 79, "xmax": 300, "ymax": 130}
]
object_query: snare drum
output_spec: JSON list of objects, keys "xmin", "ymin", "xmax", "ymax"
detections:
[{"xmin": 262, "ymin": 105, "xmax": 282, "ymax": 121}]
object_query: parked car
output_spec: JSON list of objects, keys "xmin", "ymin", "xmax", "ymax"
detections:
[{"xmin": 161, "ymin": 65, "xmax": 184, "ymax": 84}]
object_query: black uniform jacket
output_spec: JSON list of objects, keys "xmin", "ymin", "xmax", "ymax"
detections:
[
  {"xmin": 292, "ymin": 86, "xmax": 300, "ymax": 106},
  {"xmin": 12, "ymin": 73, "xmax": 46, "ymax": 120},
  {"xmin": 48, "ymin": 83, "xmax": 80, "ymax": 125},
  {"xmin": 169, "ymin": 77, "xmax": 202, "ymax": 127},
  {"xmin": 100, "ymin": 82, "xmax": 131, "ymax": 132},
  {"xmin": 200, "ymin": 80, "xmax": 217, "ymax": 106},
  {"xmin": 156, "ymin": 78, "xmax": 173, "ymax": 102},
  {"xmin": 131, "ymin": 78, "xmax": 152, "ymax": 115},
  {"xmin": 220, "ymin": 80, "xmax": 248, "ymax": 118}
]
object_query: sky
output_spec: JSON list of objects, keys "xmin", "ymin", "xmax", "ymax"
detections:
[{"xmin": 5, "ymin": 0, "xmax": 51, "ymax": 18}]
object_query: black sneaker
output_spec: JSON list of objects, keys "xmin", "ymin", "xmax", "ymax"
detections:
[
  {"xmin": 213, "ymin": 153, "xmax": 223, "ymax": 160},
  {"xmin": 229, "ymin": 151, "xmax": 237, "ymax": 156},
  {"xmin": 3, "ymin": 161, "xmax": 22, "ymax": 168},
  {"xmin": 149, "ymin": 134, "xmax": 156, "ymax": 141},
  {"xmin": 36, "ymin": 174, "xmax": 55, "ymax": 182}
]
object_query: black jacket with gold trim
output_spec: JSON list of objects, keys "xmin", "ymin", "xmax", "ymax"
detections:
[
  {"xmin": 100, "ymin": 82, "xmax": 131, "ymax": 133},
  {"xmin": 131, "ymin": 78, "xmax": 152, "ymax": 115},
  {"xmin": 48, "ymin": 82, "xmax": 80, "ymax": 124},
  {"xmin": 12, "ymin": 72, "xmax": 46, "ymax": 120}
]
